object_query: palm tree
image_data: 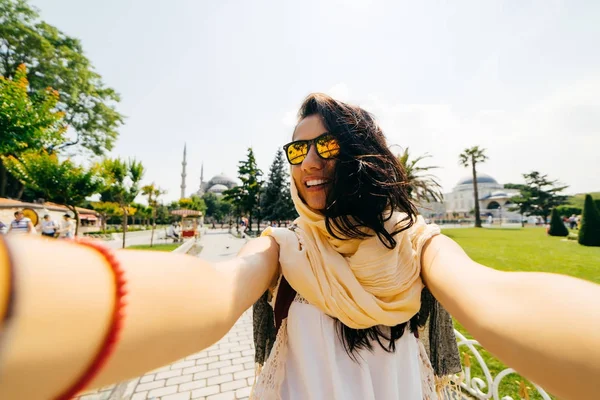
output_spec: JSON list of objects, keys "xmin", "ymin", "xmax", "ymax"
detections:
[
  {"xmin": 142, "ymin": 183, "xmax": 166, "ymax": 247},
  {"xmin": 459, "ymin": 146, "xmax": 488, "ymax": 228},
  {"xmin": 397, "ymin": 148, "xmax": 444, "ymax": 204}
]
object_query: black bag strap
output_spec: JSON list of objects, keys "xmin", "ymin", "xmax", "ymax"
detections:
[{"xmin": 273, "ymin": 276, "xmax": 297, "ymax": 331}]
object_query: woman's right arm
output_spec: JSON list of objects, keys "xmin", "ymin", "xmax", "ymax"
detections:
[
  {"xmin": 0, "ymin": 235, "xmax": 279, "ymax": 400},
  {"xmin": 421, "ymin": 234, "xmax": 600, "ymax": 400}
]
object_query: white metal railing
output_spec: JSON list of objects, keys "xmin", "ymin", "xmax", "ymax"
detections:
[{"xmin": 453, "ymin": 329, "xmax": 552, "ymax": 400}]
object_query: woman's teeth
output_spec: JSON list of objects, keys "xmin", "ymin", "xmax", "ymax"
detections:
[{"xmin": 306, "ymin": 179, "xmax": 327, "ymax": 187}]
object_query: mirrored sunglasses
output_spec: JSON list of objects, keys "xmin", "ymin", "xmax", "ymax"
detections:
[{"xmin": 282, "ymin": 133, "xmax": 340, "ymax": 165}]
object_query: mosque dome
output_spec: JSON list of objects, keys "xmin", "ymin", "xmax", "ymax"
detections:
[
  {"xmin": 456, "ymin": 173, "xmax": 498, "ymax": 186},
  {"xmin": 208, "ymin": 184, "xmax": 229, "ymax": 194},
  {"xmin": 209, "ymin": 173, "xmax": 237, "ymax": 186}
]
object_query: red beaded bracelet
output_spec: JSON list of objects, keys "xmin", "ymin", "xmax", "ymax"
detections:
[{"xmin": 55, "ymin": 238, "xmax": 128, "ymax": 400}]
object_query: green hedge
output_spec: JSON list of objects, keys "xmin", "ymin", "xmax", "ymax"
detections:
[
  {"xmin": 578, "ymin": 194, "xmax": 600, "ymax": 246},
  {"xmin": 548, "ymin": 208, "xmax": 568, "ymax": 237}
]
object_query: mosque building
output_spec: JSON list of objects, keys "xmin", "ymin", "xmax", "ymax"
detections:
[
  {"xmin": 419, "ymin": 173, "xmax": 522, "ymax": 222},
  {"xmin": 179, "ymin": 145, "xmax": 237, "ymax": 200}
]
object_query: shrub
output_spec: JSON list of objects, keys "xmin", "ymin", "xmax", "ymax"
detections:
[
  {"xmin": 548, "ymin": 208, "xmax": 568, "ymax": 237},
  {"xmin": 555, "ymin": 205, "xmax": 582, "ymax": 218},
  {"xmin": 578, "ymin": 194, "xmax": 600, "ymax": 246}
]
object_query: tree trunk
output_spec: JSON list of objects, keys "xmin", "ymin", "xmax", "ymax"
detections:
[
  {"xmin": 472, "ymin": 161, "xmax": 483, "ymax": 228},
  {"xmin": 122, "ymin": 206, "xmax": 128, "ymax": 249},
  {"xmin": 150, "ymin": 208, "xmax": 156, "ymax": 247},
  {"xmin": 16, "ymin": 181, "xmax": 25, "ymax": 200},
  {"xmin": 0, "ymin": 161, "xmax": 7, "ymax": 198},
  {"xmin": 68, "ymin": 205, "xmax": 80, "ymax": 236}
]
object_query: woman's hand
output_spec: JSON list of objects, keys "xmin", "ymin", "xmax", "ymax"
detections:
[{"xmin": 421, "ymin": 234, "xmax": 600, "ymax": 400}]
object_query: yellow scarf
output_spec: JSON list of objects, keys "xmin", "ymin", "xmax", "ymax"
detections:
[{"xmin": 262, "ymin": 180, "xmax": 440, "ymax": 329}]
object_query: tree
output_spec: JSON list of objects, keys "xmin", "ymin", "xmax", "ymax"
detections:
[
  {"xmin": 2, "ymin": 151, "xmax": 104, "ymax": 234},
  {"xmin": 203, "ymin": 192, "xmax": 221, "ymax": 221},
  {"xmin": 578, "ymin": 194, "xmax": 600, "ymax": 247},
  {"xmin": 90, "ymin": 201, "xmax": 121, "ymax": 231},
  {"xmin": 459, "ymin": 146, "xmax": 488, "ymax": 228},
  {"xmin": 509, "ymin": 171, "xmax": 568, "ymax": 224},
  {"xmin": 142, "ymin": 183, "xmax": 166, "ymax": 247},
  {"xmin": 0, "ymin": 64, "xmax": 66, "ymax": 196},
  {"xmin": 100, "ymin": 158, "xmax": 145, "ymax": 248},
  {"xmin": 224, "ymin": 148, "xmax": 262, "ymax": 231},
  {"xmin": 397, "ymin": 148, "xmax": 443, "ymax": 204},
  {"xmin": 555, "ymin": 205, "xmax": 582, "ymax": 218},
  {"xmin": 178, "ymin": 195, "xmax": 206, "ymax": 213},
  {"xmin": 548, "ymin": 208, "xmax": 568, "ymax": 237},
  {"xmin": 0, "ymin": 0, "xmax": 123, "ymax": 156},
  {"xmin": 262, "ymin": 148, "xmax": 296, "ymax": 225}
]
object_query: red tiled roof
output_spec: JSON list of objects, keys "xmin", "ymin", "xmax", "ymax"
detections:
[
  {"xmin": 0, "ymin": 198, "xmax": 25, "ymax": 206},
  {"xmin": 0, "ymin": 198, "xmax": 98, "ymax": 215}
]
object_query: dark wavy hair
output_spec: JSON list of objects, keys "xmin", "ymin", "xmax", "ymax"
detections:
[{"xmin": 296, "ymin": 93, "xmax": 420, "ymax": 359}]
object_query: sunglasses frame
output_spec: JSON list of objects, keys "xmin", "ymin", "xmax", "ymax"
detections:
[{"xmin": 282, "ymin": 132, "xmax": 340, "ymax": 165}]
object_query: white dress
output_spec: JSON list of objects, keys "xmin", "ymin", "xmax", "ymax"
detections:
[{"xmin": 276, "ymin": 295, "xmax": 434, "ymax": 400}]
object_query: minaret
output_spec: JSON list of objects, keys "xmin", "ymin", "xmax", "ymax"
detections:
[
  {"xmin": 199, "ymin": 162, "xmax": 205, "ymax": 195},
  {"xmin": 180, "ymin": 143, "xmax": 187, "ymax": 199}
]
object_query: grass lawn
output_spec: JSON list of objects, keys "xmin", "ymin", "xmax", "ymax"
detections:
[
  {"xmin": 443, "ymin": 227, "xmax": 600, "ymax": 399},
  {"xmin": 126, "ymin": 243, "xmax": 181, "ymax": 252}
]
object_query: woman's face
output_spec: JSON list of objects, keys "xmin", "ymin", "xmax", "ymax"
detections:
[{"xmin": 291, "ymin": 115, "xmax": 337, "ymax": 211}]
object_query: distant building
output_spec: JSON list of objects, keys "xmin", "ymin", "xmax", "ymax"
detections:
[
  {"xmin": 418, "ymin": 173, "xmax": 522, "ymax": 222},
  {"xmin": 178, "ymin": 144, "xmax": 238, "ymax": 199},
  {"xmin": 0, "ymin": 197, "xmax": 101, "ymax": 234},
  {"xmin": 196, "ymin": 168, "xmax": 238, "ymax": 197}
]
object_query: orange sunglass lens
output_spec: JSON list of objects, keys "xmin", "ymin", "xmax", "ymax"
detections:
[
  {"xmin": 316, "ymin": 136, "xmax": 340, "ymax": 159},
  {"xmin": 287, "ymin": 142, "xmax": 308, "ymax": 165}
]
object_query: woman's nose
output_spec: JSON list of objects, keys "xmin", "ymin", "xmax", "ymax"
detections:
[{"xmin": 301, "ymin": 143, "xmax": 324, "ymax": 171}]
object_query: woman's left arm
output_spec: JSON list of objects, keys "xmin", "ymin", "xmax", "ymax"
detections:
[{"xmin": 420, "ymin": 234, "xmax": 600, "ymax": 400}]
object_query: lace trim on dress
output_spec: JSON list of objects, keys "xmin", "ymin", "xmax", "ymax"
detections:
[
  {"xmin": 294, "ymin": 292, "xmax": 309, "ymax": 304},
  {"xmin": 250, "ymin": 319, "xmax": 289, "ymax": 400}
]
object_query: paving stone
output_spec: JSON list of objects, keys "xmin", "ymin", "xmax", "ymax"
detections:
[
  {"xmin": 191, "ymin": 385, "xmax": 220, "ymax": 398},
  {"xmin": 233, "ymin": 369, "xmax": 255, "ymax": 380},
  {"xmin": 208, "ymin": 360, "xmax": 232, "ymax": 370},
  {"xmin": 183, "ymin": 365, "xmax": 208, "ymax": 375},
  {"xmin": 220, "ymin": 379, "xmax": 247, "ymax": 392},
  {"xmin": 232, "ymin": 356, "xmax": 254, "ymax": 365},
  {"xmin": 235, "ymin": 386, "xmax": 252, "ymax": 399},
  {"xmin": 186, "ymin": 351, "xmax": 209, "ymax": 360},
  {"xmin": 171, "ymin": 360, "xmax": 197, "ymax": 370},
  {"xmin": 166, "ymin": 373, "xmax": 193, "ymax": 385},
  {"xmin": 220, "ymin": 364, "xmax": 243, "ymax": 374},
  {"xmin": 207, "ymin": 392, "xmax": 236, "ymax": 400},
  {"xmin": 207, "ymin": 373, "xmax": 233, "ymax": 386},
  {"xmin": 156, "ymin": 369, "xmax": 183, "ymax": 380},
  {"xmin": 136, "ymin": 379, "xmax": 165, "ymax": 392},
  {"xmin": 196, "ymin": 356, "xmax": 219, "ymax": 365},
  {"xmin": 148, "ymin": 385, "xmax": 178, "ymax": 397},
  {"xmin": 131, "ymin": 392, "xmax": 148, "ymax": 400},
  {"xmin": 208, "ymin": 348, "xmax": 230, "ymax": 357},
  {"xmin": 193, "ymin": 369, "xmax": 219, "ymax": 380},
  {"xmin": 219, "ymin": 352, "xmax": 242, "ymax": 361},
  {"xmin": 140, "ymin": 374, "xmax": 155, "ymax": 383},
  {"xmin": 179, "ymin": 379, "xmax": 207, "ymax": 392},
  {"xmin": 241, "ymin": 349, "xmax": 255, "ymax": 357},
  {"xmin": 162, "ymin": 392, "xmax": 192, "ymax": 400}
]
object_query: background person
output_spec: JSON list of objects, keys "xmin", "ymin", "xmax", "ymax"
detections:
[
  {"xmin": 41, "ymin": 215, "xmax": 58, "ymax": 238},
  {"xmin": 7, "ymin": 211, "xmax": 34, "ymax": 235},
  {"xmin": 57, "ymin": 214, "xmax": 75, "ymax": 239}
]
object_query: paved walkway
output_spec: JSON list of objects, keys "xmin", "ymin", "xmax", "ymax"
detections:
[{"xmin": 78, "ymin": 230, "xmax": 252, "ymax": 400}]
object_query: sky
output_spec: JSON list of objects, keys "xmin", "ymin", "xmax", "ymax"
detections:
[{"xmin": 30, "ymin": 0, "xmax": 600, "ymax": 202}]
